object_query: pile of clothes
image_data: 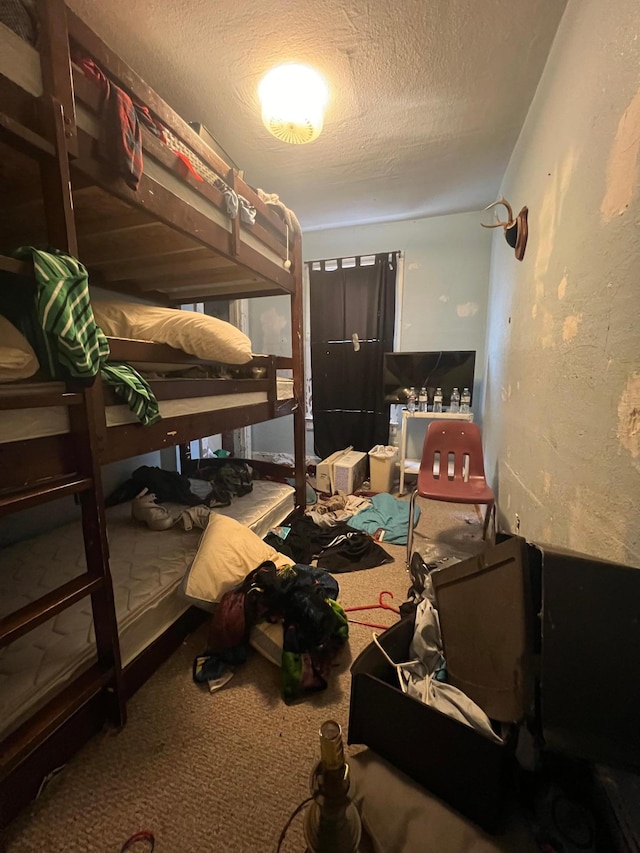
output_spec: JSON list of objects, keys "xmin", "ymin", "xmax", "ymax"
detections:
[
  {"xmin": 196, "ymin": 561, "xmax": 349, "ymax": 703},
  {"xmin": 108, "ymin": 463, "xmax": 256, "ymax": 531},
  {"xmin": 263, "ymin": 491, "xmax": 421, "ymax": 573}
]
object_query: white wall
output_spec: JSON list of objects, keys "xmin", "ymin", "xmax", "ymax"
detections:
[
  {"xmin": 483, "ymin": 0, "xmax": 640, "ymax": 565},
  {"xmin": 250, "ymin": 211, "xmax": 492, "ymax": 457}
]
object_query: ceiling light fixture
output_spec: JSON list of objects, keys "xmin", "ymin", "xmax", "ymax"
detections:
[{"xmin": 258, "ymin": 63, "xmax": 329, "ymax": 144}]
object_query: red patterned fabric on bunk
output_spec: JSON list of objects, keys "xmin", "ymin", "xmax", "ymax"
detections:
[{"xmin": 74, "ymin": 53, "xmax": 167, "ymax": 190}]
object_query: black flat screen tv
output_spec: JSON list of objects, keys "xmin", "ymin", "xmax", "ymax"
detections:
[{"xmin": 383, "ymin": 351, "xmax": 476, "ymax": 406}]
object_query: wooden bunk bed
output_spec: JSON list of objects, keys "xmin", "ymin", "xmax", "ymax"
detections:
[{"xmin": 0, "ymin": 0, "xmax": 306, "ymax": 827}]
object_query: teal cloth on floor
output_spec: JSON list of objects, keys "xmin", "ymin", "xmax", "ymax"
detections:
[{"xmin": 347, "ymin": 492, "xmax": 420, "ymax": 545}]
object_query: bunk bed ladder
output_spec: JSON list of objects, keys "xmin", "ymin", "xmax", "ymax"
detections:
[
  {"xmin": 0, "ymin": 404, "xmax": 126, "ymax": 786},
  {"xmin": 0, "ymin": 1, "xmax": 126, "ymax": 799},
  {"xmin": 38, "ymin": 0, "xmax": 127, "ymax": 734}
]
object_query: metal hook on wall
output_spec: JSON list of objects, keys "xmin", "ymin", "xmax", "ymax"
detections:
[{"xmin": 481, "ymin": 197, "xmax": 529, "ymax": 261}]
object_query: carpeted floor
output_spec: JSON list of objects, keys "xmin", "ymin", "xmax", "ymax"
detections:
[{"xmin": 2, "ymin": 498, "xmax": 529, "ymax": 853}]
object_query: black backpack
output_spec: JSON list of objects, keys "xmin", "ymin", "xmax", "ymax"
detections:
[{"xmin": 199, "ymin": 460, "xmax": 254, "ymax": 507}]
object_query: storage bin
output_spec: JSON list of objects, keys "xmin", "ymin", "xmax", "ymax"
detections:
[
  {"xmin": 368, "ymin": 445, "xmax": 398, "ymax": 493},
  {"xmin": 349, "ymin": 617, "xmax": 508, "ymax": 832},
  {"xmin": 349, "ymin": 535, "xmax": 640, "ymax": 832}
]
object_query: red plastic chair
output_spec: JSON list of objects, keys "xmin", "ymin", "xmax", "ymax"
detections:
[{"xmin": 407, "ymin": 420, "xmax": 496, "ymax": 564}]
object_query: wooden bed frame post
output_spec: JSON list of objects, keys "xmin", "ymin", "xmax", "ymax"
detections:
[
  {"xmin": 36, "ymin": 0, "xmax": 78, "ymax": 255},
  {"xmin": 37, "ymin": 0, "xmax": 78, "ymax": 156},
  {"xmin": 68, "ymin": 382, "xmax": 127, "ymax": 731},
  {"xmin": 291, "ymin": 230, "xmax": 307, "ymax": 511}
]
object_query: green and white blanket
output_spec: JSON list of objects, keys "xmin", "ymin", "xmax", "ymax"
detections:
[{"xmin": 14, "ymin": 247, "xmax": 160, "ymax": 426}]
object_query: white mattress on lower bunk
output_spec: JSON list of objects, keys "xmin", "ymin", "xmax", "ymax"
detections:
[
  {"xmin": 0, "ymin": 479, "xmax": 294, "ymax": 737},
  {"xmin": 0, "ymin": 378, "xmax": 294, "ymax": 444}
]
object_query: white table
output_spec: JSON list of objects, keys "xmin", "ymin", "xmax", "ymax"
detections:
[{"xmin": 398, "ymin": 409, "xmax": 474, "ymax": 495}]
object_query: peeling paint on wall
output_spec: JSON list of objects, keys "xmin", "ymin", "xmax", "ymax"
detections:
[
  {"xmin": 534, "ymin": 147, "xmax": 579, "ymax": 285},
  {"xmin": 557, "ymin": 275, "xmax": 568, "ymax": 300},
  {"xmin": 408, "ymin": 262, "xmax": 420, "ymax": 270},
  {"xmin": 562, "ymin": 313, "xmax": 581, "ymax": 341},
  {"xmin": 617, "ymin": 372, "xmax": 640, "ymax": 462},
  {"xmin": 456, "ymin": 301, "xmax": 479, "ymax": 317},
  {"xmin": 568, "ymin": 484, "xmax": 629, "ymax": 563},
  {"xmin": 601, "ymin": 86, "xmax": 640, "ymax": 222},
  {"xmin": 531, "ymin": 303, "xmax": 538, "ymax": 319},
  {"xmin": 439, "ymin": 294, "xmax": 449, "ymax": 303},
  {"xmin": 541, "ymin": 309, "xmax": 555, "ymax": 348},
  {"xmin": 543, "ymin": 471, "xmax": 552, "ymax": 496}
]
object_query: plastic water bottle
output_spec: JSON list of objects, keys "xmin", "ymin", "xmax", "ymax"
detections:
[
  {"xmin": 450, "ymin": 387, "xmax": 460, "ymax": 413},
  {"xmin": 407, "ymin": 387, "xmax": 417, "ymax": 413},
  {"xmin": 433, "ymin": 387, "xmax": 443, "ymax": 413},
  {"xmin": 460, "ymin": 387, "xmax": 471, "ymax": 414},
  {"xmin": 418, "ymin": 386, "xmax": 428, "ymax": 413}
]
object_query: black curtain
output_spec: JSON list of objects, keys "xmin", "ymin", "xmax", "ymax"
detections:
[{"xmin": 310, "ymin": 252, "xmax": 398, "ymax": 459}]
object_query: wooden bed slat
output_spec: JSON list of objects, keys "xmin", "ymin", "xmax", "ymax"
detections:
[
  {"xmin": 0, "ymin": 572, "xmax": 103, "ymax": 649},
  {"xmin": 0, "ymin": 110, "xmax": 55, "ymax": 158},
  {"xmin": 102, "ymin": 401, "xmax": 274, "ymax": 463},
  {"xmin": 0, "ymin": 254, "xmax": 34, "ymax": 278},
  {"xmin": 80, "ymin": 221, "xmax": 200, "ymax": 267},
  {"xmin": 0, "ymin": 389, "xmax": 82, "ymax": 410},
  {"xmin": 147, "ymin": 378, "xmax": 269, "ymax": 401},
  {"xmin": 132, "ymin": 266, "xmax": 262, "ymax": 293},
  {"xmin": 97, "ymin": 251, "xmax": 234, "ymax": 284},
  {"xmin": 105, "ymin": 336, "xmax": 209, "ymax": 364},
  {"xmin": 0, "ymin": 474, "xmax": 92, "ymax": 517},
  {"xmin": 0, "ymin": 433, "xmax": 80, "ymax": 491},
  {"xmin": 167, "ymin": 283, "xmax": 284, "ymax": 302}
]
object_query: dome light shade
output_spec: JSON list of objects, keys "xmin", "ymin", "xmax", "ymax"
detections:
[{"xmin": 258, "ymin": 63, "xmax": 329, "ymax": 144}]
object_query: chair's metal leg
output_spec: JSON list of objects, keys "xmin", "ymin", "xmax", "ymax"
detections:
[
  {"xmin": 482, "ymin": 501, "xmax": 492, "ymax": 540},
  {"xmin": 482, "ymin": 501, "xmax": 496, "ymax": 541},
  {"xmin": 407, "ymin": 489, "xmax": 418, "ymax": 565}
]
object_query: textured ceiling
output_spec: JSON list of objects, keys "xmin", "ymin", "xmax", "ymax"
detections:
[{"xmin": 68, "ymin": 0, "xmax": 567, "ymax": 231}]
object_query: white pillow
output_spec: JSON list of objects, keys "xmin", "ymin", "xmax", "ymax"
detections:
[
  {"xmin": 0, "ymin": 315, "xmax": 39, "ymax": 381},
  {"xmin": 93, "ymin": 300, "xmax": 253, "ymax": 364},
  {"xmin": 182, "ymin": 513, "xmax": 292, "ymax": 610}
]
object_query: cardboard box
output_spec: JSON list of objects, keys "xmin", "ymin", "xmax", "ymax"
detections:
[
  {"xmin": 333, "ymin": 450, "xmax": 367, "ymax": 495},
  {"xmin": 315, "ymin": 447, "xmax": 351, "ymax": 494},
  {"xmin": 349, "ymin": 535, "xmax": 640, "ymax": 832}
]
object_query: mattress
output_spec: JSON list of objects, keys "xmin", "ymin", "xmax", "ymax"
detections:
[
  {"xmin": 191, "ymin": 478, "xmax": 295, "ymax": 539},
  {"xmin": 0, "ymin": 378, "xmax": 294, "ymax": 444},
  {"xmin": 0, "ymin": 479, "xmax": 294, "ymax": 738}
]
